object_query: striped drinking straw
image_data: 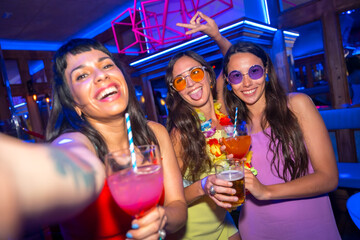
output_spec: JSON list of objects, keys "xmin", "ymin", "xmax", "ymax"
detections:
[
  {"xmin": 233, "ymin": 107, "xmax": 238, "ymax": 137},
  {"xmin": 125, "ymin": 113, "xmax": 137, "ymax": 171}
]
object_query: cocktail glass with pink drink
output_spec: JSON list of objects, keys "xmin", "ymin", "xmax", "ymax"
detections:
[{"xmin": 105, "ymin": 145, "xmax": 163, "ymax": 218}]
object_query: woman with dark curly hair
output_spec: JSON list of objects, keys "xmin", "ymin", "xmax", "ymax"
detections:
[
  {"xmin": 222, "ymin": 41, "xmax": 340, "ymax": 239},
  {"xmin": 165, "ymin": 12, "xmax": 241, "ymax": 240}
]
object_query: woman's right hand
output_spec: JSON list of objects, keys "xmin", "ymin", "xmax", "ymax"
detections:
[
  {"xmin": 126, "ymin": 206, "xmax": 167, "ymax": 240},
  {"xmin": 176, "ymin": 11, "xmax": 221, "ymax": 40},
  {"xmin": 202, "ymin": 174, "xmax": 238, "ymax": 209}
]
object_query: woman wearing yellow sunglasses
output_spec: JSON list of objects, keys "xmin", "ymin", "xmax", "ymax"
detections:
[{"xmin": 165, "ymin": 12, "xmax": 241, "ymax": 240}]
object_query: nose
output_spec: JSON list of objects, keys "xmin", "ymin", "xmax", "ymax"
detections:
[
  {"xmin": 184, "ymin": 74, "xmax": 195, "ymax": 88},
  {"xmin": 94, "ymin": 68, "xmax": 109, "ymax": 83},
  {"xmin": 242, "ymin": 73, "xmax": 252, "ymax": 87}
]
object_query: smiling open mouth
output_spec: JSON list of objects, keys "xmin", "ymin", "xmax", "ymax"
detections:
[{"xmin": 97, "ymin": 86, "xmax": 118, "ymax": 100}]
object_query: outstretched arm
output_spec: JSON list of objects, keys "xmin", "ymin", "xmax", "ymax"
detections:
[
  {"xmin": 0, "ymin": 133, "xmax": 105, "ymax": 239},
  {"xmin": 176, "ymin": 11, "xmax": 231, "ymax": 56}
]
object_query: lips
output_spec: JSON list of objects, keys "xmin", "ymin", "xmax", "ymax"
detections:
[
  {"xmin": 242, "ymin": 88, "xmax": 256, "ymax": 95},
  {"xmin": 95, "ymin": 84, "xmax": 119, "ymax": 101}
]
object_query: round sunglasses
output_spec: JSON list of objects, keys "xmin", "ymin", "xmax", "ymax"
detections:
[
  {"xmin": 171, "ymin": 66, "xmax": 206, "ymax": 91},
  {"xmin": 227, "ymin": 65, "xmax": 264, "ymax": 85}
]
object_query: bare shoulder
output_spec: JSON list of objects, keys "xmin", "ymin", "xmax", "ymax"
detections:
[
  {"xmin": 147, "ymin": 121, "xmax": 168, "ymax": 135},
  {"xmin": 288, "ymin": 92, "xmax": 324, "ymax": 128},
  {"xmin": 288, "ymin": 92, "xmax": 316, "ymax": 116},
  {"xmin": 51, "ymin": 132, "xmax": 96, "ymax": 153},
  {"xmin": 147, "ymin": 121, "xmax": 173, "ymax": 148}
]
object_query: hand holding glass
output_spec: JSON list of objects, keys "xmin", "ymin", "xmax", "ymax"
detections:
[
  {"xmin": 215, "ymin": 159, "xmax": 245, "ymax": 208},
  {"xmin": 105, "ymin": 145, "xmax": 163, "ymax": 218}
]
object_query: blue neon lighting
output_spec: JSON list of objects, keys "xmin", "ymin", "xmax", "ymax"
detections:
[
  {"xmin": 243, "ymin": 20, "xmax": 277, "ymax": 31},
  {"xmin": 14, "ymin": 102, "xmax": 27, "ymax": 108},
  {"xmin": 219, "ymin": 21, "xmax": 244, "ymax": 33},
  {"xmin": 28, "ymin": 60, "xmax": 44, "ymax": 75},
  {"xmin": 262, "ymin": 0, "xmax": 270, "ymax": 24},
  {"xmin": 283, "ymin": 31, "xmax": 300, "ymax": 37},
  {"xmin": 0, "ymin": 39, "xmax": 63, "ymax": 51},
  {"xmin": 104, "ymin": 45, "xmax": 120, "ymax": 53},
  {"xmin": 130, "ymin": 20, "xmax": 277, "ymax": 66},
  {"xmin": 0, "ymin": 4, "xmax": 133, "ymax": 51}
]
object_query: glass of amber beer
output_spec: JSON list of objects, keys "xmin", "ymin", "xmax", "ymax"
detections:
[{"xmin": 215, "ymin": 159, "xmax": 245, "ymax": 208}]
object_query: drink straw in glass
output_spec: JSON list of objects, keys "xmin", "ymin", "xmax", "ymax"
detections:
[
  {"xmin": 233, "ymin": 107, "xmax": 238, "ymax": 137},
  {"xmin": 125, "ymin": 113, "xmax": 137, "ymax": 171}
]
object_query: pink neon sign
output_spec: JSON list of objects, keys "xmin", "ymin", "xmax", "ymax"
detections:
[{"xmin": 112, "ymin": 0, "xmax": 233, "ymax": 54}]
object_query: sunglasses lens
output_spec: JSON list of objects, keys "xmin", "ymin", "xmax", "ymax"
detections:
[
  {"xmin": 248, "ymin": 65, "xmax": 264, "ymax": 80},
  {"xmin": 228, "ymin": 71, "xmax": 243, "ymax": 84},
  {"xmin": 173, "ymin": 77, "xmax": 186, "ymax": 91},
  {"xmin": 190, "ymin": 67, "xmax": 205, "ymax": 82}
]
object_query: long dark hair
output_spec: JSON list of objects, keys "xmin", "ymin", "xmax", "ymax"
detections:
[
  {"xmin": 222, "ymin": 42, "xmax": 308, "ymax": 181},
  {"xmin": 165, "ymin": 51, "xmax": 216, "ymax": 182},
  {"xmin": 46, "ymin": 38, "xmax": 158, "ymax": 161}
]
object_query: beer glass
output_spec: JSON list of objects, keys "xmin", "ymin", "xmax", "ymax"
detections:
[{"xmin": 215, "ymin": 159, "xmax": 245, "ymax": 208}]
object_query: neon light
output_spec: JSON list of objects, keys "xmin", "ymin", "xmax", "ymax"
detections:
[
  {"xmin": 339, "ymin": 173, "xmax": 351, "ymax": 178},
  {"xmin": 243, "ymin": 20, "xmax": 277, "ymax": 31},
  {"xmin": 104, "ymin": 45, "xmax": 121, "ymax": 53},
  {"xmin": 0, "ymin": 39, "xmax": 63, "ymax": 51},
  {"xmin": 262, "ymin": 0, "xmax": 270, "ymax": 24},
  {"xmin": 14, "ymin": 103, "xmax": 27, "ymax": 108},
  {"xmin": 130, "ymin": 34, "xmax": 208, "ymax": 66},
  {"xmin": 283, "ymin": 31, "xmax": 300, "ymax": 37},
  {"xmin": 131, "ymin": 20, "xmax": 277, "ymax": 66},
  {"xmin": 219, "ymin": 21, "xmax": 244, "ymax": 33},
  {"xmin": 0, "ymin": 4, "xmax": 133, "ymax": 51}
]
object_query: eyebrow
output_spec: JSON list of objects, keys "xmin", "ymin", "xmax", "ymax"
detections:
[
  {"xmin": 69, "ymin": 56, "xmax": 111, "ymax": 78},
  {"xmin": 175, "ymin": 65, "xmax": 202, "ymax": 78}
]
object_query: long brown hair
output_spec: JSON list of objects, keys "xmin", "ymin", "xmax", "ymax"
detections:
[
  {"xmin": 165, "ymin": 51, "xmax": 216, "ymax": 182},
  {"xmin": 222, "ymin": 42, "xmax": 309, "ymax": 181}
]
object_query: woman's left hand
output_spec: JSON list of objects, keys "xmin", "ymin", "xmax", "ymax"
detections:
[{"xmin": 126, "ymin": 206, "xmax": 167, "ymax": 240}]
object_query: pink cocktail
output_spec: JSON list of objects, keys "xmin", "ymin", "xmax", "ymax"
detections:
[
  {"xmin": 105, "ymin": 145, "xmax": 163, "ymax": 218},
  {"xmin": 108, "ymin": 165, "xmax": 163, "ymax": 217}
]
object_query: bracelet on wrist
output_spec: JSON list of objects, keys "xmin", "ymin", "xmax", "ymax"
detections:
[{"xmin": 201, "ymin": 176, "xmax": 208, "ymax": 192}]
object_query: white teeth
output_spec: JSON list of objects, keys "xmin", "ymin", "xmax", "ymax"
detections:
[
  {"xmin": 97, "ymin": 86, "xmax": 118, "ymax": 100},
  {"xmin": 243, "ymin": 89, "xmax": 255, "ymax": 94},
  {"xmin": 189, "ymin": 87, "xmax": 202, "ymax": 95}
]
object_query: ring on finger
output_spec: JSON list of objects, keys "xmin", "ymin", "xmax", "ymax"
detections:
[{"xmin": 210, "ymin": 185, "xmax": 216, "ymax": 196}]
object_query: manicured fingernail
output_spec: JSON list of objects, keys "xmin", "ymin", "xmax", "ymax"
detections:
[
  {"xmin": 132, "ymin": 223, "xmax": 139, "ymax": 229},
  {"xmin": 126, "ymin": 233, "xmax": 133, "ymax": 238}
]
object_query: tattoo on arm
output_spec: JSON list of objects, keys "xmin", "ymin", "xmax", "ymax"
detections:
[{"xmin": 50, "ymin": 148, "xmax": 96, "ymax": 192}]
